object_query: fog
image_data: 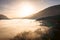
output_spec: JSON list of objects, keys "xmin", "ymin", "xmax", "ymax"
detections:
[{"xmin": 0, "ymin": 19, "xmax": 50, "ymax": 40}]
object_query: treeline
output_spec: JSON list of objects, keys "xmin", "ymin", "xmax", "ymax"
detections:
[{"xmin": 10, "ymin": 27, "xmax": 50, "ymax": 40}]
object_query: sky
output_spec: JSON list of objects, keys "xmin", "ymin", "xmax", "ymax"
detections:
[{"xmin": 0, "ymin": 0, "xmax": 60, "ymax": 18}]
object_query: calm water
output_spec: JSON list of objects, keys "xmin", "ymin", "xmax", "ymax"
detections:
[{"xmin": 0, "ymin": 19, "xmax": 49, "ymax": 40}]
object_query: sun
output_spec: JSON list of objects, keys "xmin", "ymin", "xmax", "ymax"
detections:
[
  {"xmin": 20, "ymin": 4, "xmax": 34, "ymax": 17},
  {"xmin": 17, "ymin": 2, "xmax": 36, "ymax": 18}
]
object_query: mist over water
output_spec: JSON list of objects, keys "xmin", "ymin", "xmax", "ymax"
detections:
[{"xmin": 0, "ymin": 19, "xmax": 50, "ymax": 40}]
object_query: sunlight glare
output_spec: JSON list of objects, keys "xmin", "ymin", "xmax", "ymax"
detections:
[{"xmin": 17, "ymin": 2, "xmax": 36, "ymax": 17}]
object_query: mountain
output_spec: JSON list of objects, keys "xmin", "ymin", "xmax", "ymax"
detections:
[
  {"xmin": 24, "ymin": 5, "xmax": 60, "ymax": 19},
  {"xmin": 0, "ymin": 14, "xmax": 9, "ymax": 20}
]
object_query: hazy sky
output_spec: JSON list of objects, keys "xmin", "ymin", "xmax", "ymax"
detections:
[
  {"xmin": 0, "ymin": 0, "xmax": 60, "ymax": 11},
  {"xmin": 0, "ymin": 0, "xmax": 60, "ymax": 18}
]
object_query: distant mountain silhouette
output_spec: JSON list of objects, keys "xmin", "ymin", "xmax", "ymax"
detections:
[
  {"xmin": 37, "ymin": 15, "xmax": 60, "ymax": 21},
  {"xmin": 24, "ymin": 5, "xmax": 60, "ymax": 19},
  {"xmin": 0, "ymin": 14, "xmax": 9, "ymax": 20}
]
